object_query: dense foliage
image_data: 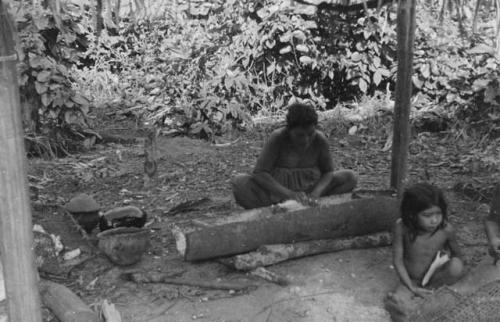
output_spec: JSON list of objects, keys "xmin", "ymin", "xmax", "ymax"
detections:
[
  {"xmin": 9, "ymin": 0, "xmax": 500, "ymax": 146},
  {"xmin": 12, "ymin": 1, "xmax": 93, "ymax": 156}
]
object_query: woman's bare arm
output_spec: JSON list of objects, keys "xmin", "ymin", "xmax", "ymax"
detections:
[
  {"xmin": 310, "ymin": 132, "xmax": 334, "ymax": 198},
  {"xmin": 310, "ymin": 171, "xmax": 334, "ymax": 198},
  {"xmin": 253, "ymin": 130, "xmax": 294, "ymax": 200},
  {"xmin": 253, "ymin": 172, "xmax": 293, "ymax": 200}
]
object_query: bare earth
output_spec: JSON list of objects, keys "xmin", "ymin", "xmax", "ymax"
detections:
[{"xmin": 28, "ymin": 121, "xmax": 495, "ymax": 322}]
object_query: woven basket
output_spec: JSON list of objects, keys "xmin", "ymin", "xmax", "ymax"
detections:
[{"xmin": 97, "ymin": 227, "xmax": 150, "ymax": 266}]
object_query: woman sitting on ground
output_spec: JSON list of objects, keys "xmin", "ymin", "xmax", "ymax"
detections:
[{"xmin": 231, "ymin": 102, "xmax": 357, "ymax": 209}]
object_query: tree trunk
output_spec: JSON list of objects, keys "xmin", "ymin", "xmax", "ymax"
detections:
[
  {"xmin": 96, "ymin": 0, "xmax": 104, "ymax": 39},
  {"xmin": 220, "ymin": 232, "xmax": 392, "ymax": 271},
  {"xmin": 472, "ymin": 0, "xmax": 482, "ymax": 34},
  {"xmin": 390, "ymin": 0, "xmax": 416, "ymax": 195},
  {"xmin": 113, "ymin": 0, "xmax": 121, "ymax": 25},
  {"xmin": 0, "ymin": 2, "xmax": 42, "ymax": 321},
  {"xmin": 173, "ymin": 195, "xmax": 399, "ymax": 261}
]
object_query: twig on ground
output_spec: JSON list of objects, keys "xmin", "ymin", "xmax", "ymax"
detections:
[
  {"xmin": 121, "ymin": 272, "xmax": 257, "ymax": 291},
  {"xmin": 145, "ymin": 300, "xmax": 179, "ymax": 321},
  {"xmin": 252, "ymin": 289, "xmax": 343, "ymax": 321}
]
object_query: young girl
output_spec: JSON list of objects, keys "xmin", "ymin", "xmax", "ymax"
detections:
[
  {"xmin": 231, "ymin": 102, "xmax": 357, "ymax": 209},
  {"xmin": 385, "ymin": 183, "xmax": 464, "ymax": 320}
]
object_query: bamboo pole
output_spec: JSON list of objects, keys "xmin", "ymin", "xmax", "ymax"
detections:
[
  {"xmin": 390, "ymin": 0, "xmax": 417, "ymax": 195},
  {"xmin": 0, "ymin": 2, "xmax": 43, "ymax": 321}
]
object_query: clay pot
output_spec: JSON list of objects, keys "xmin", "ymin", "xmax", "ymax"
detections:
[
  {"xmin": 99, "ymin": 206, "xmax": 147, "ymax": 232},
  {"xmin": 65, "ymin": 194, "xmax": 100, "ymax": 234},
  {"xmin": 97, "ymin": 227, "xmax": 150, "ymax": 266}
]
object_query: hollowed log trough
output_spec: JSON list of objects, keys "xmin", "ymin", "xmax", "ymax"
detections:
[{"xmin": 173, "ymin": 193, "xmax": 399, "ymax": 261}]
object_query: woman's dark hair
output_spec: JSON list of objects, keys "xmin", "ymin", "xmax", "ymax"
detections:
[
  {"xmin": 401, "ymin": 182, "xmax": 448, "ymax": 241},
  {"xmin": 285, "ymin": 103, "xmax": 318, "ymax": 129}
]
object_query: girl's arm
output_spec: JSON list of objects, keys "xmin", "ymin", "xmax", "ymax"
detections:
[
  {"xmin": 484, "ymin": 217, "xmax": 500, "ymax": 258},
  {"xmin": 486, "ymin": 183, "xmax": 500, "ymax": 259},
  {"xmin": 393, "ymin": 221, "xmax": 431, "ymax": 297},
  {"xmin": 392, "ymin": 221, "xmax": 414, "ymax": 290},
  {"xmin": 445, "ymin": 224, "xmax": 463, "ymax": 259},
  {"xmin": 485, "ymin": 218, "xmax": 500, "ymax": 242}
]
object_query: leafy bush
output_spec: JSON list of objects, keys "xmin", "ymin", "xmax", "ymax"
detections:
[
  {"xmin": 411, "ymin": 6, "xmax": 500, "ymax": 133},
  {"xmin": 13, "ymin": 2, "xmax": 92, "ymax": 156},
  {"xmin": 74, "ymin": 0, "xmax": 498, "ymax": 138}
]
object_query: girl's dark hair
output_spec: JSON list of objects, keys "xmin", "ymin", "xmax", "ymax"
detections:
[
  {"xmin": 401, "ymin": 182, "xmax": 448, "ymax": 240},
  {"xmin": 286, "ymin": 103, "xmax": 318, "ymax": 129}
]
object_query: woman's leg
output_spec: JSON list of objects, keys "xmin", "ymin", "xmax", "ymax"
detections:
[
  {"xmin": 321, "ymin": 169, "xmax": 358, "ymax": 196},
  {"xmin": 231, "ymin": 174, "xmax": 274, "ymax": 209}
]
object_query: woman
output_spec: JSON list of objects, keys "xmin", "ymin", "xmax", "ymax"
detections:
[{"xmin": 232, "ymin": 102, "xmax": 357, "ymax": 209}]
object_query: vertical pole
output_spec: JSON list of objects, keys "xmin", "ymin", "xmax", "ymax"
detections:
[
  {"xmin": 391, "ymin": 0, "xmax": 417, "ymax": 195},
  {"xmin": 0, "ymin": 2, "xmax": 43, "ymax": 321}
]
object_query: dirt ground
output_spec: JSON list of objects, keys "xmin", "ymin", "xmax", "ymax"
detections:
[{"xmin": 26, "ymin": 117, "xmax": 497, "ymax": 322}]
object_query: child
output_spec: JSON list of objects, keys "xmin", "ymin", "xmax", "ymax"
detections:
[
  {"xmin": 385, "ymin": 183, "xmax": 464, "ymax": 321},
  {"xmin": 231, "ymin": 102, "xmax": 357, "ymax": 209},
  {"xmin": 485, "ymin": 183, "xmax": 500, "ymax": 263}
]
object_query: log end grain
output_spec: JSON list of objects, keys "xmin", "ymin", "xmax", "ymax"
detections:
[{"xmin": 172, "ymin": 227, "xmax": 187, "ymax": 258}]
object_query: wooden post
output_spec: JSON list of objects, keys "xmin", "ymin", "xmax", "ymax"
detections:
[
  {"xmin": 0, "ymin": 2, "xmax": 43, "ymax": 321},
  {"xmin": 390, "ymin": 0, "xmax": 417, "ymax": 195}
]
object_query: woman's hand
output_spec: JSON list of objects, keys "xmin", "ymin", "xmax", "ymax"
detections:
[
  {"xmin": 289, "ymin": 191, "xmax": 318, "ymax": 206},
  {"xmin": 410, "ymin": 286, "xmax": 433, "ymax": 298}
]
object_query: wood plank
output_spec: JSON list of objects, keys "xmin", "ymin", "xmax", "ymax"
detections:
[
  {"xmin": 173, "ymin": 195, "xmax": 399, "ymax": 261},
  {"xmin": 0, "ymin": 2, "xmax": 42, "ymax": 321}
]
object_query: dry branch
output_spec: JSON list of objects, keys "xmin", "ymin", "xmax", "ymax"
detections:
[
  {"xmin": 249, "ymin": 267, "xmax": 291, "ymax": 286},
  {"xmin": 121, "ymin": 272, "xmax": 256, "ymax": 291}
]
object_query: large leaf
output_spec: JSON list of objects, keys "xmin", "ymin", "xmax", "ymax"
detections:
[
  {"xmin": 35, "ymin": 81, "xmax": 48, "ymax": 94},
  {"xmin": 373, "ymin": 70, "xmax": 382, "ymax": 86},
  {"xmin": 36, "ymin": 70, "xmax": 51, "ymax": 82},
  {"xmin": 358, "ymin": 79, "xmax": 368, "ymax": 93},
  {"xmin": 351, "ymin": 52, "xmax": 362, "ymax": 62},
  {"xmin": 299, "ymin": 56, "xmax": 313, "ymax": 65},
  {"xmin": 484, "ymin": 84, "xmax": 500, "ymax": 105}
]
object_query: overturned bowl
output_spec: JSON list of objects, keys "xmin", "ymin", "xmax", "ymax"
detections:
[
  {"xmin": 65, "ymin": 194, "xmax": 101, "ymax": 234},
  {"xmin": 97, "ymin": 227, "xmax": 150, "ymax": 266}
]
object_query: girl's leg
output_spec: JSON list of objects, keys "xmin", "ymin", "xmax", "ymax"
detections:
[
  {"xmin": 321, "ymin": 169, "xmax": 358, "ymax": 196},
  {"xmin": 428, "ymin": 257, "xmax": 465, "ymax": 288},
  {"xmin": 231, "ymin": 174, "xmax": 274, "ymax": 209},
  {"xmin": 385, "ymin": 283, "xmax": 419, "ymax": 322}
]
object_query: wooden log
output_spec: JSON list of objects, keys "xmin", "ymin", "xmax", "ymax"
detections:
[
  {"xmin": 0, "ymin": 2, "xmax": 42, "ymax": 321},
  {"xmin": 39, "ymin": 279, "xmax": 98, "ymax": 322},
  {"xmin": 173, "ymin": 195, "xmax": 399, "ymax": 261},
  {"xmin": 221, "ymin": 231, "xmax": 392, "ymax": 271},
  {"xmin": 121, "ymin": 272, "xmax": 256, "ymax": 291}
]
